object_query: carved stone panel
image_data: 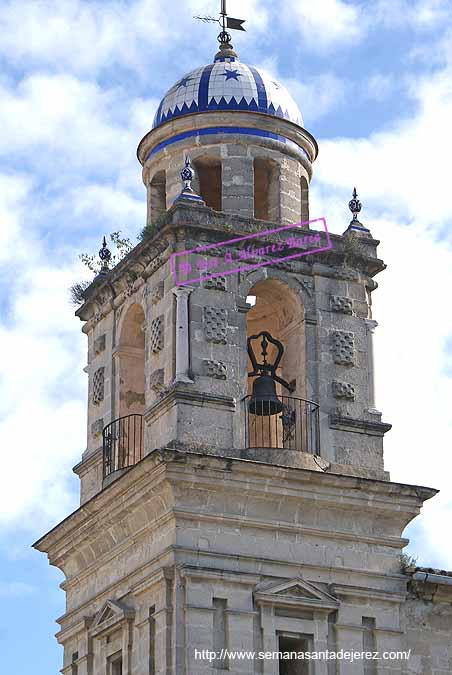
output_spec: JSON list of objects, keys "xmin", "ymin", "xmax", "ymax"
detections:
[
  {"xmin": 149, "ymin": 368, "xmax": 165, "ymax": 392},
  {"xmin": 150, "ymin": 282, "xmax": 165, "ymax": 305},
  {"xmin": 92, "ymin": 367, "xmax": 105, "ymax": 405},
  {"xmin": 331, "ymin": 295, "xmax": 353, "ymax": 314},
  {"xmin": 332, "ymin": 381, "xmax": 355, "ymax": 399},
  {"xmin": 149, "ymin": 316, "xmax": 164, "ymax": 353},
  {"xmin": 204, "ymin": 360, "xmax": 227, "ymax": 379},
  {"xmin": 91, "ymin": 418, "xmax": 104, "ymax": 438},
  {"xmin": 94, "ymin": 334, "xmax": 106, "ymax": 355},
  {"xmin": 203, "ymin": 275, "xmax": 227, "ymax": 291},
  {"xmin": 332, "ymin": 331, "xmax": 355, "ymax": 365},
  {"xmin": 203, "ymin": 307, "xmax": 227, "ymax": 344}
]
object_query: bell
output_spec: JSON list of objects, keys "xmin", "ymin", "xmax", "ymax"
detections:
[{"xmin": 248, "ymin": 375, "xmax": 283, "ymax": 416}]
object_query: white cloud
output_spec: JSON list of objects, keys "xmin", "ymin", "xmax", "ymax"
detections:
[
  {"xmin": 283, "ymin": 0, "xmax": 364, "ymax": 51},
  {"xmin": 0, "ymin": 261, "xmax": 87, "ymax": 531},
  {"xmin": 0, "ymin": 174, "xmax": 33, "ymax": 263},
  {"xmin": 71, "ymin": 184, "xmax": 145, "ymax": 233},
  {"xmin": 0, "ymin": 0, "xmax": 268, "ymax": 76},
  {"xmin": 0, "ymin": 0, "xmax": 166, "ymax": 74},
  {"xmin": 373, "ymin": 0, "xmax": 450, "ymax": 30},
  {"xmin": 364, "ymin": 73, "xmax": 395, "ymax": 102},
  {"xmin": 0, "ymin": 75, "xmax": 134, "ymax": 170},
  {"xmin": 314, "ymin": 66, "xmax": 452, "ymax": 228},
  {"xmin": 285, "ymin": 73, "xmax": 346, "ymax": 121},
  {"xmin": 257, "ymin": 58, "xmax": 346, "ymax": 121}
]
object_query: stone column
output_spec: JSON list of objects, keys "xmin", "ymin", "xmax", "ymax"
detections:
[
  {"xmin": 222, "ymin": 148, "xmax": 254, "ymax": 218},
  {"xmin": 172, "ymin": 286, "xmax": 194, "ymax": 383},
  {"xmin": 365, "ymin": 319, "xmax": 380, "ymax": 414}
]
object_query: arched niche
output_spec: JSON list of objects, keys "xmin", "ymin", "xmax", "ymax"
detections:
[
  {"xmin": 192, "ymin": 155, "xmax": 222, "ymax": 210},
  {"xmin": 148, "ymin": 169, "xmax": 167, "ymax": 225},
  {"xmin": 246, "ymin": 278, "xmax": 306, "ymax": 400},
  {"xmin": 117, "ymin": 303, "xmax": 146, "ymax": 419},
  {"xmin": 242, "ymin": 274, "xmax": 310, "ymax": 451}
]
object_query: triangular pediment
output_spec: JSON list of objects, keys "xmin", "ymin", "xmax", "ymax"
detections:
[
  {"xmin": 274, "ymin": 584, "xmax": 320, "ymax": 600},
  {"xmin": 254, "ymin": 577, "xmax": 339, "ymax": 609},
  {"xmin": 89, "ymin": 599, "xmax": 135, "ymax": 638}
]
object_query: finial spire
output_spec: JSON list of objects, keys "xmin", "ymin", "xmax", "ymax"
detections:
[
  {"xmin": 344, "ymin": 187, "xmax": 371, "ymax": 236},
  {"xmin": 173, "ymin": 154, "xmax": 205, "ymax": 206},
  {"xmin": 98, "ymin": 235, "xmax": 112, "ymax": 275},
  {"xmin": 348, "ymin": 187, "xmax": 362, "ymax": 224}
]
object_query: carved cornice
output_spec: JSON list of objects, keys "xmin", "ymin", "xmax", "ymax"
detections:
[{"xmin": 329, "ymin": 413, "xmax": 392, "ymax": 436}]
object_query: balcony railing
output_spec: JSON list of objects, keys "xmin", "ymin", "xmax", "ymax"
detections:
[
  {"xmin": 242, "ymin": 395, "xmax": 320, "ymax": 454},
  {"xmin": 102, "ymin": 414, "xmax": 144, "ymax": 479}
]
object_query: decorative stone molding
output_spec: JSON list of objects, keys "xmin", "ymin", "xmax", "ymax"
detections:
[
  {"xmin": 203, "ymin": 307, "xmax": 227, "ymax": 343},
  {"xmin": 89, "ymin": 599, "xmax": 135, "ymax": 640},
  {"xmin": 94, "ymin": 334, "xmax": 106, "ymax": 355},
  {"xmin": 332, "ymin": 381, "xmax": 355, "ymax": 400},
  {"xmin": 149, "ymin": 368, "xmax": 165, "ymax": 392},
  {"xmin": 332, "ymin": 330, "xmax": 355, "ymax": 365},
  {"xmin": 149, "ymin": 316, "xmax": 164, "ymax": 353},
  {"xmin": 329, "ymin": 413, "xmax": 392, "ymax": 436},
  {"xmin": 331, "ymin": 295, "xmax": 353, "ymax": 314},
  {"xmin": 203, "ymin": 275, "xmax": 227, "ymax": 291},
  {"xmin": 92, "ymin": 367, "xmax": 105, "ymax": 405},
  {"xmin": 204, "ymin": 360, "xmax": 227, "ymax": 379},
  {"xmin": 115, "ymin": 304, "xmax": 124, "ymax": 329},
  {"xmin": 91, "ymin": 418, "xmax": 104, "ymax": 438},
  {"xmin": 300, "ymin": 277, "xmax": 314, "ymax": 297},
  {"xmin": 124, "ymin": 282, "xmax": 135, "ymax": 298},
  {"xmin": 150, "ymin": 281, "xmax": 165, "ymax": 305}
]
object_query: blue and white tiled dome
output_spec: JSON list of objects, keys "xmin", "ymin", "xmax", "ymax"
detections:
[{"xmin": 152, "ymin": 55, "xmax": 303, "ymax": 130}]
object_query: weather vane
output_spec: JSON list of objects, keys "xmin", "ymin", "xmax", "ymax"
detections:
[{"xmin": 195, "ymin": 0, "xmax": 245, "ymax": 46}]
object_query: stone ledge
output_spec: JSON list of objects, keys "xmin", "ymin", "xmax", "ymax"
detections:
[
  {"xmin": 329, "ymin": 413, "xmax": 392, "ymax": 436},
  {"xmin": 144, "ymin": 383, "xmax": 236, "ymax": 423}
]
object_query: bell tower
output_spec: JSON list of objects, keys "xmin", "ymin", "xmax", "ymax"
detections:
[{"xmin": 35, "ymin": 20, "xmax": 448, "ymax": 675}]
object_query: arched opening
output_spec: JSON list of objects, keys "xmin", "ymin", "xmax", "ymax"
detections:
[
  {"xmin": 192, "ymin": 156, "xmax": 222, "ymax": 210},
  {"xmin": 104, "ymin": 304, "xmax": 145, "ymax": 479},
  {"xmin": 245, "ymin": 279, "xmax": 316, "ymax": 452},
  {"xmin": 254, "ymin": 157, "xmax": 280, "ymax": 221},
  {"xmin": 118, "ymin": 304, "xmax": 145, "ymax": 418},
  {"xmin": 149, "ymin": 170, "xmax": 167, "ymax": 224},
  {"xmin": 300, "ymin": 175, "xmax": 309, "ymax": 223}
]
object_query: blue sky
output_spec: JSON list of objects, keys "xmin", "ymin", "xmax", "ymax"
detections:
[{"xmin": 1, "ymin": 1, "xmax": 452, "ymax": 672}]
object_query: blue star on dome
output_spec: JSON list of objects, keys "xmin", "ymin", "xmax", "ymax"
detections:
[
  {"xmin": 176, "ymin": 76, "xmax": 193, "ymax": 88},
  {"xmin": 222, "ymin": 68, "xmax": 242, "ymax": 81}
]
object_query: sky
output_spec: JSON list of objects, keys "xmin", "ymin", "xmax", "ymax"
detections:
[{"xmin": 0, "ymin": 0, "xmax": 451, "ymax": 672}]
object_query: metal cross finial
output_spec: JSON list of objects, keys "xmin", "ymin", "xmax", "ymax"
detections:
[
  {"xmin": 98, "ymin": 235, "xmax": 112, "ymax": 274},
  {"xmin": 348, "ymin": 187, "xmax": 362, "ymax": 223}
]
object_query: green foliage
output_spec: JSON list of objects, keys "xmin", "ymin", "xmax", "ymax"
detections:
[
  {"xmin": 400, "ymin": 552, "xmax": 418, "ymax": 573},
  {"xmin": 79, "ymin": 231, "xmax": 134, "ymax": 274},
  {"xmin": 70, "ymin": 231, "xmax": 134, "ymax": 306},
  {"xmin": 139, "ymin": 222, "xmax": 157, "ymax": 241},
  {"xmin": 139, "ymin": 211, "xmax": 171, "ymax": 240},
  {"xmin": 69, "ymin": 280, "xmax": 91, "ymax": 306}
]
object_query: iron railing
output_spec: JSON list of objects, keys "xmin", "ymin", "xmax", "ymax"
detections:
[
  {"xmin": 102, "ymin": 414, "xmax": 144, "ymax": 479},
  {"xmin": 242, "ymin": 395, "xmax": 320, "ymax": 454}
]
